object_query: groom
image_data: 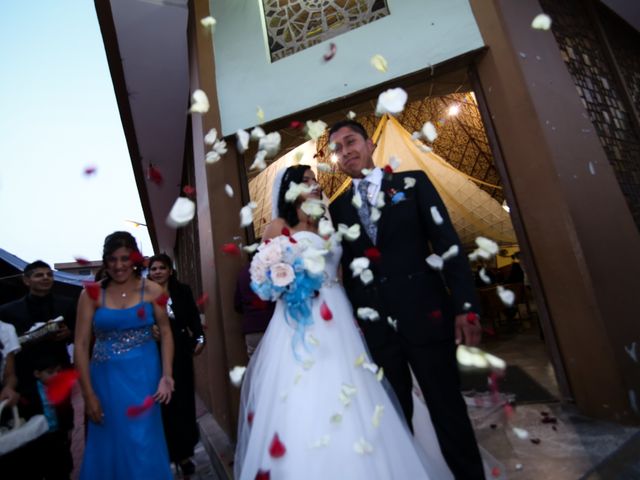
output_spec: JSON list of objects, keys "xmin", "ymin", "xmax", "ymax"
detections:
[{"xmin": 328, "ymin": 120, "xmax": 485, "ymax": 479}]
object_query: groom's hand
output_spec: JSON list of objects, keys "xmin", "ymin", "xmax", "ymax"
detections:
[{"xmin": 455, "ymin": 314, "xmax": 482, "ymax": 346}]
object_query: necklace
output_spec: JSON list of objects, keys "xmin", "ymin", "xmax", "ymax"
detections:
[{"xmin": 120, "ymin": 291, "xmax": 127, "ymax": 298}]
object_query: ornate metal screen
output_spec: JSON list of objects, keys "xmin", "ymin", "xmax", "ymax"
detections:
[
  {"xmin": 262, "ymin": 0, "xmax": 390, "ymax": 62},
  {"xmin": 539, "ymin": 0, "xmax": 640, "ymax": 229}
]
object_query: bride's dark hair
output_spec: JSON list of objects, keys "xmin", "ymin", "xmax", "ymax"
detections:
[{"xmin": 276, "ymin": 165, "xmax": 311, "ymax": 228}]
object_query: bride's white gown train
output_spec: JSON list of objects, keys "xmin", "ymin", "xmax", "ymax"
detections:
[{"xmin": 235, "ymin": 232, "xmax": 453, "ymax": 479}]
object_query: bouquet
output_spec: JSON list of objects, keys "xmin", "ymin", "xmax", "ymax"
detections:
[{"xmin": 250, "ymin": 231, "xmax": 327, "ymax": 357}]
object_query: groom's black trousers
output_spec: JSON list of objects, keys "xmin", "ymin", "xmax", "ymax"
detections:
[{"xmin": 370, "ymin": 335, "xmax": 486, "ymax": 480}]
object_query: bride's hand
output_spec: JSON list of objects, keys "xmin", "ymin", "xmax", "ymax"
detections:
[{"xmin": 153, "ymin": 375, "xmax": 174, "ymax": 404}]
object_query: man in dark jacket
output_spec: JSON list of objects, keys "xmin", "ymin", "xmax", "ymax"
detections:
[{"xmin": 328, "ymin": 120, "xmax": 485, "ymax": 479}]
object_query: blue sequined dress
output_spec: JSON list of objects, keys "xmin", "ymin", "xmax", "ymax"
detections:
[{"xmin": 80, "ymin": 282, "xmax": 172, "ymax": 480}]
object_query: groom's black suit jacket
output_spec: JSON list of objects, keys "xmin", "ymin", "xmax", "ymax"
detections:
[{"xmin": 329, "ymin": 170, "xmax": 479, "ymax": 348}]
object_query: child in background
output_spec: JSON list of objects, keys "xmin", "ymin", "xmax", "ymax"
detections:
[{"xmin": 0, "ymin": 320, "xmax": 20, "ymax": 407}]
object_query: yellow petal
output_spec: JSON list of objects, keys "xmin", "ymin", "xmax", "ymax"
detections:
[{"xmin": 370, "ymin": 54, "xmax": 388, "ymax": 72}]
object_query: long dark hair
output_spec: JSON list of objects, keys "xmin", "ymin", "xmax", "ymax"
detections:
[
  {"xmin": 101, "ymin": 231, "xmax": 142, "ymax": 286},
  {"xmin": 276, "ymin": 165, "xmax": 311, "ymax": 228},
  {"xmin": 147, "ymin": 253, "xmax": 179, "ymax": 292}
]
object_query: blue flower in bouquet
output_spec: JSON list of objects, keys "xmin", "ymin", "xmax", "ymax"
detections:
[{"xmin": 250, "ymin": 235, "xmax": 326, "ymax": 359}]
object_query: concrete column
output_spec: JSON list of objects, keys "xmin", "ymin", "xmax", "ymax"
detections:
[{"xmin": 469, "ymin": 0, "xmax": 640, "ymax": 423}]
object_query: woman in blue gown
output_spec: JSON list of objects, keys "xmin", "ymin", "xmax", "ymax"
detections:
[{"xmin": 75, "ymin": 231, "xmax": 175, "ymax": 479}]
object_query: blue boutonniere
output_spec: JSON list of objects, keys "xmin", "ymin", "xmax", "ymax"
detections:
[{"xmin": 386, "ymin": 188, "xmax": 406, "ymax": 204}]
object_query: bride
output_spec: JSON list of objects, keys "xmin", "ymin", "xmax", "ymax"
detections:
[{"xmin": 234, "ymin": 165, "xmax": 453, "ymax": 479}]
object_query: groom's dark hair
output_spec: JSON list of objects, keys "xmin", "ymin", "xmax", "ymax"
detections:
[
  {"xmin": 328, "ymin": 120, "xmax": 369, "ymax": 140},
  {"xmin": 277, "ymin": 165, "xmax": 311, "ymax": 228}
]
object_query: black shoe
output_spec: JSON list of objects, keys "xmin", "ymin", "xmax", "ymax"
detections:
[{"xmin": 179, "ymin": 459, "xmax": 196, "ymax": 477}]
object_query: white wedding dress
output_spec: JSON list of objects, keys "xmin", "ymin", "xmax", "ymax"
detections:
[{"xmin": 234, "ymin": 231, "xmax": 453, "ymax": 480}]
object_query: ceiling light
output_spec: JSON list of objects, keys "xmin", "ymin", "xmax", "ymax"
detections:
[{"xmin": 447, "ymin": 104, "xmax": 460, "ymax": 116}]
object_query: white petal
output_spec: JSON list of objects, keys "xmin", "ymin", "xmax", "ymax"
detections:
[
  {"xmin": 166, "ymin": 197, "xmax": 196, "ymax": 228},
  {"xmin": 229, "ymin": 366, "xmax": 246, "ymax": 387},
  {"xmin": 417, "ymin": 143, "xmax": 433, "ymax": 153},
  {"xmin": 236, "ymin": 129, "xmax": 250, "ymax": 153},
  {"xmin": 318, "ymin": 218, "xmax": 335, "ymax": 237},
  {"xmin": 347, "ymin": 110, "xmax": 356, "ymax": 120},
  {"xmin": 512, "ymin": 427, "xmax": 529, "ymax": 440},
  {"xmin": 200, "ymin": 16, "xmax": 216, "ymax": 29},
  {"xmin": 463, "ymin": 302, "xmax": 472, "ymax": 311},
  {"xmin": 531, "ymin": 13, "xmax": 552, "ymax": 30},
  {"xmin": 243, "ymin": 243, "xmax": 258, "ymax": 253},
  {"xmin": 354, "ymin": 437, "xmax": 374, "ymax": 454},
  {"xmin": 441, "ymin": 244, "xmax": 459, "ymax": 261},
  {"xmin": 370, "ymin": 207, "xmax": 381, "ymax": 223},
  {"xmin": 387, "ymin": 316, "xmax": 398, "ymax": 331},
  {"xmin": 375, "ymin": 191, "xmax": 385, "ymax": 208},
  {"xmin": 338, "ymin": 223, "xmax": 361, "ymax": 241},
  {"xmin": 479, "ymin": 268, "xmax": 491, "ymax": 285},
  {"xmin": 361, "ymin": 168, "xmax": 372, "ymax": 177},
  {"xmin": 375, "ymin": 87, "xmax": 408, "ymax": 116},
  {"xmin": 376, "ymin": 367, "xmax": 384, "ymax": 381},
  {"xmin": 205, "ymin": 150, "xmax": 221, "ymax": 164},
  {"xmin": 256, "ymin": 106, "xmax": 265, "ymax": 122},
  {"xmin": 422, "ymin": 121, "xmax": 438, "ymax": 142},
  {"xmin": 430, "ymin": 206, "xmax": 444, "ymax": 225},
  {"xmin": 372, "ymin": 405, "xmax": 384, "ymax": 428},
  {"xmin": 258, "ymin": 131, "xmax": 281, "ymax": 158},
  {"xmin": 224, "ymin": 184, "xmax": 234, "ymax": 197},
  {"xmin": 357, "ymin": 307, "xmax": 380, "ymax": 321},
  {"xmin": 411, "ymin": 131, "xmax": 421, "ymax": 140},
  {"xmin": 341, "ymin": 383, "xmax": 357, "ymax": 397},
  {"xmin": 250, "ymin": 126, "xmax": 265, "ymax": 140},
  {"xmin": 204, "ymin": 128, "xmax": 218, "ymax": 146},
  {"xmin": 370, "ymin": 54, "xmax": 388, "ymax": 72},
  {"xmin": 354, "ymin": 354, "xmax": 365, "ymax": 367},
  {"xmin": 249, "ymin": 150, "xmax": 267, "ymax": 171},
  {"xmin": 352, "ymin": 191, "xmax": 363, "ymax": 208},
  {"xmin": 497, "ymin": 285, "xmax": 515, "ymax": 306},
  {"xmin": 456, "ymin": 345, "xmax": 489, "ymax": 369},
  {"xmin": 240, "ymin": 202, "xmax": 256, "ymax": 227},
  {"xmin": 309, "ymin": 435, "xmax": 331, "ymax": 448},
  {"xmin": 317, "ymin": 163, "xmax": 332, "ymax": 173},
  {"xmin": 350, "ymin": 257, "xmax": 370, "ymax": 277},
  {"xmin": 388, "ymin": 155, "xmax": 401, "ymax": 171},
  {"xmin": 476, "ymin": 236, "xmax": 499, "ymax": 256},
  {"xmin": 292, "ymin": 151, "xmax": 304, "ymax": 165},
  {"xmin": 306, "ymin": 120, "xmax": 328, "ymax": 140},
  {"xmin": 426, "ymin": 253, "xmax": 444, "ymax": 270},
  {"xmin": 300, "ymin": 199, "xmax": 326, "ymax": 218},
  {"xmin": 404, "ymin": 177, "xmax": 416, "ymax": 189},
  {"xmin": 189, "ymin": 89, "xmax": 209, "ymax": 113},
  {"xmin": 360, "ymin": 269, "xmax": 374, "ymax": 285},
  {"xmin": 212, "ymin": 139, "xmax": 228, "ymax": 155},
  {"xmin": 362, "ymin": 362, "xmax": 378, "ymax": 374}
]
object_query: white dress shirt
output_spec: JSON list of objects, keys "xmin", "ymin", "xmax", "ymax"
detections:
[{"xmin": 352, "ymin": 167, "xmax": 383, "ymax": 206}]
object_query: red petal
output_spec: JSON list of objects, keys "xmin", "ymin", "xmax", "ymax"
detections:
[
  {"xmin": 289, "ymin": 120, "xmax": 303, "ymax": 129},
  {"xmin": 74, "ymin": 257, "xmax": 91, "ymax": 266},
  {"xmin": 155, "ymin": 293, "xmax": 170, "ymax": 307},
  {"xmin": 84, "ymin": 281, "xmax": 101, "ymax": 301},
  {"xmin": 247, "ymin": 411, "xmax": 254, "ymax": 426},
  {"xmin": 364, "ymin": 247, "xmax": 381, "ymax": 262},
  {"xmin": 129, "ymin": 251, "xmax": 145, "ymax": 266},
  {"xmin": 255, "ymin": 470, "xmax": 270, "ymax": 480},
  {"xmin": 483, "ymin": 326, "xmax": 496, "ymax": 336},
  {"xmin": 491, "ymin": 467, "xmax": 501, "ymax": 477},
  {"xmin": 268, "ymin": 433, "xmax": 286, "ymax": 458},
  {"xmin": 320, "ymin": 301, "xmax": 333, "ymax": 321},
  {"xmin": 196, "ymin": 293, "xmax": 209, "ymax": 308},
  {"xmin": 182, "ymin": 185, "xmax": 196, "ymax": 197},
  {"xmin": 281, "ymin": 227, "xmax": 291, "ymax": 236},
  {"xmin": 147, "ymin": 165, "xmax": 163, "ymax": 185},
  {"xmin": 222, "ymin": 243, "xmax": 241, "ymax": 255},
  {"xmin": 466, "ymin": 312, "xmax": 479, "ymax": 325},
  {"xmin": 429, "ymin": 310, "xmax": 442, "ymax": 319},
  {"xmin": 126, "ymin": 395, "xmax": 155, "ymax": 417},
  {"xmin": 83, "ymin": 166, "xmax": 97, "ymax": 176},
  {"xmin": 383, "ymin": 165, "xmax": 393, "ymax": 174},
  {"xmin": 250, "ymin": 298, "xmax": 269, "ymax": 310},
  {"xmin": 289, "ymin": 236, "xmax": 297, "ymax": 244},
  {"xmin": 322, "ymin": 42, "xmax": 337, "ymax": 61},
  {"xmin": 45, "ymin": 369, "xmax": 79, "ymax": 405},
  {"xmin": 264, "ymin": 239, "xmax": 271, "ymax": 244},
  {"xmin": 137, "ymin": 306, "xmax": 146, "ymax": 320}
]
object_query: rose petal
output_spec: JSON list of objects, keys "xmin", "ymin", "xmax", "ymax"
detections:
[
  {"xmin": 441, "ymin": 244, "xmax": 459, "ymax": 261},
  {"xmin": 189, "ymin": 89, "xmax": 209, "ymax": 114},
  {"xmin": 45, "ymin": 369, "xmax": 79, "ymax": 405},
  {"xmin": 347, "ymin": 110, "xmax": 356, "ymax": 120},
  {"xmin": 421, "ymin": 121, "xmax": 438, "ymax": 142},
  {"xmin": 497, "ymin": 285, "xmax": 515, "ymax": 306},
  {"xmin": 196, "ymin": 293, "xmax": 209, "ymax": 307},
  {"xmin": 258, "ymin": 132, "xmax": 281, "ymax": 158},
  {"xmin": 364, "ymin": 247, "xmax": 381, "ymax": 262},
  {"xmin": 225, "ymin": 184, "xmax": 234, "ymax": 197},
  {"xmin": 531, "ymin": 13, "xmax": 552, "ymax": 30},
  {"xmin": 250, "ymin": 150, "xmax": 268, "ymax": 171},
  {"xmin": 372, "ymin": 404, "xmax": 384, "ymax": 428},
  {"xmin": 74, "ymin": 257, "xmax": 90, "ymax": 266},
  {"xmin": 323, "ymin": 42, "xmax": 337, "ymax": 61},
  {"xmin": 247, "ymin": 411, "xmax": 254, "ymax": 425},
  {"xmin": 360, "ymin": 269, "xmax": 374, "ymax": 285},
  {"xmin": 426, "ymin": 253, "xmax": 444, "ymax": 270},
  {"xmin": 126, "ymin": 395, "xmax": 154, "ymax": 417},
  {"xmin": 306, "ymin": 120, "xmax": 327, "ymax": 140},
  {"xmin": 375, "ymin": 88, "xmax": 408, "ymax": 116},
  {"xmin": 137, "ymin": 306, "xmax": 146, "ymax": 320},
  {"xmin": 236, "ymin": 129, "xmax": 250, "ymax": 153},
  {"xmin": 370, "ymin": 54, "xmax": 388, "ymax": 72},
  {"xmin": 129, "ymin": 251, "xmax": 145, "ymax": 266},
  {"xmin": 256, "ymin": 106, "xmax": 265, "ymax": 123},
  {"xmin": 222, "ymin": 243, "xmax": 241, "ymax": 255},
  {"xmin": 255, "ymin": 469, "xmax": 270, "ymax": 480},
  {"xmin": 479, "ymin": 268, "xmax": 491, "ymax": 284},
  {"xmin": 229, "ymin": 366, "xmax": 247, "ymax": 387},
  {"xmin": 83, "ymin": 281, "xmax": 101, "ymax": 301},
  {"xmin": 166, "ymin": 197, "xmax": 196, "ymax": 228},
  {"xmin": 204, "ymin": 128, "xmax": 218, "ymax": 146},
  {"xmin": 155, "ymin": 293, "xmax": 169, "ymax": 307},
  {"xmin": 182, "ymin": 185, "xmax": 196, "ymax": 197},
  {"xmin": 269, "ymin": 433, "xmax": 286, "ymax": 458},
  {"xmin": 357, "ymin": 307, "xmax": 379, "ymax": 321},
  {"xmin": 83, "ymin": 166, "xmax": 97, "ymax": 176},
  {"xmin": 320, "ymin": 301, "xmax": 333, "ymax": 321},
  {"xmin": 200, "ymin": 16, "xmax": 216, "ymax": 29},
  {"xmin": 240, "ymin": 202, "xmax": 257, "ymax": 227},
  {"xmin": 147, "ymin": 165, "xmax": 163, "ymax": 185}
]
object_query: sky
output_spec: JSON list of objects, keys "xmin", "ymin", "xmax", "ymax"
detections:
[{"xmin": 0, "ymin": 1, "xmax": 153, "ymax": 267}]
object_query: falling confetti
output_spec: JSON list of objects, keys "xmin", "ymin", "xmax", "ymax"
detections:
[
  {"xmin": 45, "ymin": 369, "xmax": 80, "ymax": 405},
  {"xmin": 126, "ymin": 395, "xmax": 154, "ymax": 417}
]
